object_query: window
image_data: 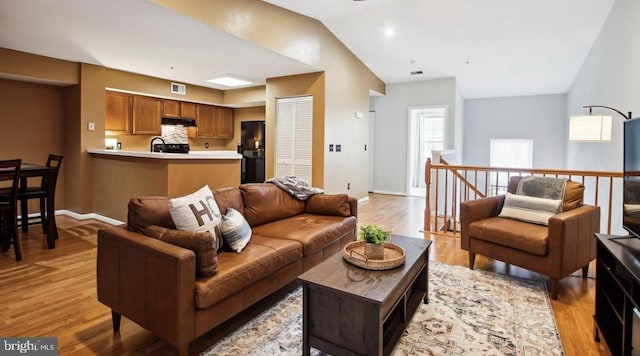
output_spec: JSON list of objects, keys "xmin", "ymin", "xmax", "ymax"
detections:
[
  {"xmin": 489, "ymin": 139, "xmax": 533, "ymax": 194},
  {"xmin": 408, "ymin": 106, "xmax": 447, "ymax": 197}
]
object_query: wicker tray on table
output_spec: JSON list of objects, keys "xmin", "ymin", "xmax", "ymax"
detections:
[{"xmin": 342, "ymin": 240, "xmax": 406, "ymax": 270}]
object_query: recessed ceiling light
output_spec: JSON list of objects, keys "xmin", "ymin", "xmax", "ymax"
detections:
[
  {"xmin": 383, "ymin": 27, "xmax": 394, "ymax": 38},
  {"xmin": 206, "ymin": 74, "xmax": 253, "ymax": 87}
]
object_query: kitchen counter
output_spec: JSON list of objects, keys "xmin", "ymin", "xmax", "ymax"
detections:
[
  {"xmin": 88, "ymin": 149, "xmax": 242, "ymax": 160},
  {"xmin": 90, "ymin": 148, "xmax": 241, "ymax": 221}
]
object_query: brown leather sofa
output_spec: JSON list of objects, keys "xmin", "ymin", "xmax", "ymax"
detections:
[
  {"xmin": 460, "ymin": 177, "xmax": 600, "ymax": 299},
  {"xmin": 96, "ymin": 183, "xmax": 357, "ymax": 355}
]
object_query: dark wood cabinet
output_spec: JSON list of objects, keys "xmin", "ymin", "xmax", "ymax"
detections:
[
  {"xmin": 594, "ymin": 233, "xmax": 640, "ymax": 356},
  {"xmin": 132, "ymin": 96, "xmax": 161, "ymax": 135},
  {"xmin": 105, "ymin": 92, "xmax": 132, "ymax": 132}
]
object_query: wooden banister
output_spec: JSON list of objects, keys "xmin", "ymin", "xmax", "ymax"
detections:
[{"xmin": 424, "ymin": 159, "xmax": 622, "ymax": 235}]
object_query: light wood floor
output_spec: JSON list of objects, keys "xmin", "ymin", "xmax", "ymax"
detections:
[{"xmin": 0, "ymin": 193, "xmax": 607, "ymax": 355}]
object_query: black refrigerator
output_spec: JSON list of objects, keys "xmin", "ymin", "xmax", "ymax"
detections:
[{"xmin": 240, "ymin": 121, "xmax": 265, "ymax": 183}]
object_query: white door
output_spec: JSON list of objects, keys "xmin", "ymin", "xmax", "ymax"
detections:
[{"xmin": 275, "ymin": 96, "xmax": 313, "ymax": 183}]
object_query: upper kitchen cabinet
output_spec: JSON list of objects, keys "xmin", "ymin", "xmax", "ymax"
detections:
[
  {"xmin": 214, "ymin": 106, "xmax": 234, "ymax": 138},
  {"xmin": 162, "ymin": 100, "xmax": 180, "ymax": 118},
  {"xmin": 132, "ymin": 96, "xmax": 161, "ymax": 135},
  {"xmin": 196, "ymin": 104, "xmax": 216, "ymax": 137},
  {"xmin": 181, "ymin": 102, "xmax": 197, "ymax": 119},
  {"xmin": 195, "ymin": 104, "xmax": 234, "ymax": 138},
  {"xmin": 105, "ymin": 92, "xmax": 132, "ymax": 132}
]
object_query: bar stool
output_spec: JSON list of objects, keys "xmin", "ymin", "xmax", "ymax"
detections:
[
  {"xmin": 0, "ymin": 159, "xmax": 22, "ymax": 261},
  {"xmin": 19, "ymin": 154, "xmax": 63, "ymax": 235}
]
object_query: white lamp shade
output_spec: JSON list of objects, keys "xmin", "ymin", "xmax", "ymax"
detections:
[{"xmin": 569, "ymin": 115, "xmax": 612, "ymax": 141}]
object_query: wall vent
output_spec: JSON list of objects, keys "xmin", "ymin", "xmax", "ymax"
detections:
[
  {"xmin": 171, "ymin": 82, "xmax": 186, "ymax": 95},
  {"xmin": 410, "ymin": 70, "xmax": 423, "ymax": 75}
]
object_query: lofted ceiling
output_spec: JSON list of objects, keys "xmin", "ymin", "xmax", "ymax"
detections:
[
  {"xmin": 264, "ymin": 0, "xmax": 616, "ymax": 98},
  {"xmin": 0, "ymin": 0, "xmax": 616, "ymax": 99},
  {"xmin": 0, "ymin": 0, "xmax": 319, "ymax": 91}
]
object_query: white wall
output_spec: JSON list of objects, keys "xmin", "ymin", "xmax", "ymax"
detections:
[
  {"xmin": 370, "ymin": 78, "xmax": 458, "ymax": 194},
  {"xmin": 463, "ymin": 94, "xmax": 567, "ymax": 169},
  {"xmin": 565, "ymin": 0, "xmax": 640, "ymax": 235},
  {"xmin": 566, "ymin": 0, "xmax": 640, "ymax": 172}
]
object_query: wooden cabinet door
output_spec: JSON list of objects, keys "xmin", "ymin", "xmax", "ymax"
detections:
[
  {"xmin": 196, "ymin": 104, "xmax": 215, "ymax": 137},
  {"xmin": 105, "ymin": 92, "xmax": 131, "ymax": 132},
  {"xmin": 214, "ymin": 106, "xmax": 234, "ymax": 138},
  {"xmin": 181, "ymin": 102, "xmax": 197, "ymax": 119},
  {"xmin": 132, "ymin": 96, "xmax": 161, "ymax": 135},
  {"xmin": 163, "ymin": 100, "xmax": 180, "ymax": 118}
]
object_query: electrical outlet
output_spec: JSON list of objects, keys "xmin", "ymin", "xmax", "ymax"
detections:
[
  {"xmin": 205, "ymin": 142, "xmax": 209, "ymax": 149},
  {"xmin": 347, "ymin": 182, "xmax": 351, "ymax": 190},
  {"xmin": 329, "ymin": 144, "xmax": 334, "ymax": 152}
]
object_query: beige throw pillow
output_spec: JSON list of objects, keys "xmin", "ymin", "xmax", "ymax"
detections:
[{"xmin": 169, "ymin": 185, "xmax": 222, "ymax": 237}]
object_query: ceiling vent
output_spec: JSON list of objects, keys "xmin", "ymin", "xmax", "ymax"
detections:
[
  {"xmin": 171, "ymin": 82, "xmax": 186, "ymax": 95},
  {"xmin": 410, "ymin": 70, "xmax": 423, "ymax": 75}
]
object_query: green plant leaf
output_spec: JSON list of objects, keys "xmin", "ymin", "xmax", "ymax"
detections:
[{"xmin": 358, "ymin": 224, "xmax": 391, "ymax": 245}]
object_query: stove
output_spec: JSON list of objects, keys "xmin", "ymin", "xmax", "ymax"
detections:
[{"xmin": 152, "ymin": 143, "xmax": 190, "ymax": 154}]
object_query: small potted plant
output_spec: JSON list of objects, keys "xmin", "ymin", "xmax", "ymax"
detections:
[{"xmin": 359, "ymin": 224, "xmax": 391, "ymax": 260}]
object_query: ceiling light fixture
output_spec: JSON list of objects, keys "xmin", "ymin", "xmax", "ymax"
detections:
[{"xmin": 206, "ymin": 74, "xmax": 253, "ymax": 87}]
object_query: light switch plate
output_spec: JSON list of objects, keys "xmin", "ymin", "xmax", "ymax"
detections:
[{"xmin": 88, "ymin": 122, "xmax": 95, "ymax": 131}]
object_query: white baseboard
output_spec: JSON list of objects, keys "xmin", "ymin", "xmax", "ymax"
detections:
[
  {"xmin": 57, "ymin": 209, "xmax": 124, "ymax": 226},
  {"xmin": 372, "ymin": 190, "xmax": 407, "ymax": 196},
  {"xmin": 357, "ymin": 196, "xmax": 370, "ymax": 204}
]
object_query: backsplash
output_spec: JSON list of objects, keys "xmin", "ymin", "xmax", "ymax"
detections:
[{"xmin": 161, "ymin": 125, "xmax": 188, "ymax": 144}]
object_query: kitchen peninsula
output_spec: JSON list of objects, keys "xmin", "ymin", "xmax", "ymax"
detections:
[{"xmin": 89, "ymin": 149, "xmax": 241, "ymax": 221}]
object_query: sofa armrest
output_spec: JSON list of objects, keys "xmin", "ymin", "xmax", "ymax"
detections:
[
  {"xmin": 547, "ymin": 205, "xmax": 600, "ymax": 276},
  {"xmin": 97, "ymin": 226, "xmax": 196, "ymax": 348},
  {"xmin": 348, "ymin": 196, "xmax": 358, "ymax": 217},
  {"xmin": 460, "ymin": 195, "xmax": 505, "ymax": 249}
]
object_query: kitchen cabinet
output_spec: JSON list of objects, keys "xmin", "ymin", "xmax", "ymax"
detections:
[
  {"xmin": 181, "ymin": 102, "xmax": 197, "ymax": 119},
  {"xmin": 105, "ymin": 92, "xmax": 132, "ymax": 132},
  {"xmin": 215, "ymin": 106, "xmax": 234, "ymax": 138},
  {"xmin": 132, "ymin": 96, "xmax": 161, "ymax": 135},
  {"xmin": 195, "ymin": 104, "xmax": 234, "ymax": 138},
  {"xmin": 163, "ymin": 100, "xmax": 180, "ymax": 118}
]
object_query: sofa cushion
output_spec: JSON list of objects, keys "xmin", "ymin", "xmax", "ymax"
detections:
[
  {"xmin": 468, "ymin": 217, "xmax": 548, "ymax": 256},
  {"xmin": 220, "ymin": 208, "xmax": 252, "ymax": 253},
  {"xmin": 194, "ymin": 235, "xmax": 302, "ymax": 309},
  {"xmin": 143, "ymin": 225, "xmax": 221, "ymax": 277},
  {"xmin": 127, "ymin": 196, "xmax": 175, "ymax": 233},
  {"xmin": 305, "ymin": 193, "xmax": 351, "ymax": 217},
  {"xmin": 213, "ymin": 187, "xmax": 244, "ymax": 216},
  {"xmin": 240, "ymin": 183, "xmax": 305, "ymax": 227},
  {"xmin": 499, "ymin": 192, "xmax": 561, "ymax": 226},
  {"xmin": 252, "ymin": 214, "xmax": 357, "ymax": 256}
]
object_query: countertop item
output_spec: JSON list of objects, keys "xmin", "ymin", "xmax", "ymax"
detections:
[{"xmin": 88, "ymin": 149, "xmax": 242, "ymax": 160}]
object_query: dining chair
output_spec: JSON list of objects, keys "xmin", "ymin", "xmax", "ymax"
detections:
[
  {"xmin": 19, "ymin": 154, "xmax": 63, "ymax": 235},
  {"xmin": 0, "ymin": 159, "xmax": 22, "ymax": 261}
]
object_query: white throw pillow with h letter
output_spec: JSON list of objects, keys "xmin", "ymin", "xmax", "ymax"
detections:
[{"xmin": 169, "ymin": 185, "xmax": 222, "ymax": 236}]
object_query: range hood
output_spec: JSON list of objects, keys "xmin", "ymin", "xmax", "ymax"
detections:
[{"xmin": 161, "ymin": 117, "xmax": 197, "ymax": 127}]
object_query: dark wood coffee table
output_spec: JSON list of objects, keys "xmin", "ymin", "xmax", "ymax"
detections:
[{"xmin": 298, "ymin": 234, "xmax": 431, "ymax": 356}]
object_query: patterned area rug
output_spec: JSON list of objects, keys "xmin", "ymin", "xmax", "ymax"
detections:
[{"xmin": 202, "ymin": 262, "xmax": 564, "ymax": 356}]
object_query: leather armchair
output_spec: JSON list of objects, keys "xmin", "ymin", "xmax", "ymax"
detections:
[{"xmin": 460, "ymin": 177, "xmax": 600, "ymax": 299}]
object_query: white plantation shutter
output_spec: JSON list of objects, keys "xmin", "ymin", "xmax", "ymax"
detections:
[{"xmin": 275, "ymin": 96, "xmax": 313, "ymax": 183}]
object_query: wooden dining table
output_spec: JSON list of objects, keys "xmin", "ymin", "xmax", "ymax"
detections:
[{"xmin": 19, "ymin": 163, "xmax": 58, "ymax": 249}]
